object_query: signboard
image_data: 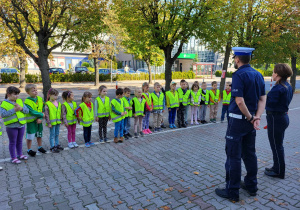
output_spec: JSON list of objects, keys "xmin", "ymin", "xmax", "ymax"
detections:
[
  {"xmin": 177, "ymin": 53, "xmax": 196, "ymax": 59},
  {"xmin": 221, "ymin": 70, "xmax": 226, "ymax": 78}
]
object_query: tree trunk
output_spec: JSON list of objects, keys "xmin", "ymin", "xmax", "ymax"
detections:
[
  {"xmin": 145, "ymin": 60, "xmax": 152, "ymax": 84},
  {"xmin": 94, "ymin": 58, "xmax": 99, "ymax": 86},
  {"xmin": 219, "ymin": 37, "xmax": 232, "ymax": 94},
  {"xmin": 290, "ymin": 56, "xmax": 297, "ymax": 93},
  {"xmin": 264, "ymin": 63, "xmax": 269, "ymax": 71},
  {"xmin": 37, "ymin": 54, "xmax": 52, "ymax": 101},
  {"xmin": 19, "ymin": 55, "xmax": 27, "ymax": 88},
  {"xmin": 164, "ymin": 60, "xmax": 173, "ymax": 91}
]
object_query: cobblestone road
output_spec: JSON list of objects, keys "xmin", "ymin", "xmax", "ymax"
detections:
[{"xmin": 0, "ymin": 90, "xmax": 299, "ymax": 210}]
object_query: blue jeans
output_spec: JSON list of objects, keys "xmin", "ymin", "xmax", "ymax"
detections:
[
  {"xmin": 114, "ymin": 119, "xmax": 124, "ymax": 138},
  {"xmin": 83, "ymin": 125, "xmax": 92, "ymax": 143},
  {"xmin": 123, "ymin": 117, "xmax": 131, "ymax": 134},
  {"xmin": 168, "ymin": 108, "xmax": 177, "ymax": 124},
  {"xmin": 221, "ymin": 105, "xmax": 229, "ymax": 121},
  {"xmin": 142, "ymin": 111, "xmax": 151, "ymax": 130},
  {"xmin": 49, "ymin": 124, "xmax": 60, "ymax": 147},
  {"xmin": 199, "ymin": 104, "xmax": 207, "ymax": 121}
]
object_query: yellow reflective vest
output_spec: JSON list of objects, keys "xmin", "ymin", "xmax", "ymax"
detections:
[
  {"xmin": 121, "ymin": 97, "xmax": 133, "ymax": 117},
  {"xmin": 142, "ymin": 92, "xmax": 152, "ymax": 106},
  {"xmin": 177, "ymin": 88, "xmax": 190, "ymax": 106},
  {"xmin": 79, "ymin": 102, "xmax": 94, "ymax": 127},
  {"xmin": 96, "ymin": 96, "xmax": 110, "ymax": 118},
  {"xmin": 190, "ymin": 90, "xmax": 201, "ymax": 106},
  {"xmin": 110, "ymin": 99, "xmax": 124, "ymax": 122},
  {"xmin": 45, "ymin": 101, "xmax": 61, "ymax": 126},
  {"xmin": 63, "ymin": 101, "xmax": 77, "ymax": 125},
  {"xmin": 166, "ymin": 90, "xmax": 179, "ymax": 108},
  {"xmin": 24, "ymin": 96, "xmax": 43, "ymax": 123},
  {"xmin": 209, "ymin": 89, "xmax": 220, "ymax": 105},
  {"xmin": 151, "ymin": 92, "xmax": 164, "ymax": 110},
  {"xmin": 1, "ymin": 99, "xmax": 26, "ymax": 126},
  {"xmin": 201, "ymin": 89, "xmax": 210, "ymax": 105},
  {"xmin": 222, "ymin": 90, "xmax": 231, "ymax": 105},
  {"xmin": 132, "ymin": 97, "xmax": 146, "ymax": 116}
]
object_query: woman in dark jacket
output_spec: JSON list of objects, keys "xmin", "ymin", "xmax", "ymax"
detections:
[{"xmin": 265, "ymin": 63, "xmax": 293, "ymax": 179}]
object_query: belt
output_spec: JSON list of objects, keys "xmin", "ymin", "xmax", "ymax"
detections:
[
  {"xmin": 266, "ymin": 111, "xmax": 287, "ymax": 115},
  {"xmin": 229, "ymin": 113, "xmax": 246, "ymax": 120}
]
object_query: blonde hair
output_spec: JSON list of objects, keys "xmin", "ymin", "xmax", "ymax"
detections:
[
  {"xmin": 25, "ymin": 84, "xmax": 37, "ymax": 93},
  {"xmin": 154, "ymin": 82, "xmax": 160, "ymax": 87},
  {"xmin": 135, "ymin": 88, "xmax": 142, "ymax": 95}
]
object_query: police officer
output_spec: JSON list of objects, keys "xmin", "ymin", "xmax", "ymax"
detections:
[
  {"xmin": 215, "ymin": 47, "xmax": 266, "ymax": 202},
  {"xmin": 264, "ymin": 63, "xmax": 293, "ymax": 179}
]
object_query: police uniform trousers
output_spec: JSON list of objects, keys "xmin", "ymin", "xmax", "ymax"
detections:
[
  {"xmin": 225, "ymin": 117, "xmax": 258, "ymax": 199},
  {"xmin": 266, "ymin": 113, "xmax": 289, "ymax": 178}
]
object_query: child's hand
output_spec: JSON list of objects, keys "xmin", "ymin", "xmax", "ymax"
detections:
[
  {"xmin": 14, "ymin": 104, "xmax": 22, "ymax": 112},
  {"xmin": 42, "ymin": 113, "xmax": 45, "ymax": 118},
  {"xmin": 200, "ymin": 105, "xmax": 202, "ymax": 108},
  {"xmin": 128, "ymin": 107, "xmax": 132, "ymax": 110},
  {"xmin": 65, "ymin": 123, "xmax": 68, "ymax": 127},
  {"xmin": 108, "ymin": 116, "xmax": 111, "ymax": 121},
  {"xmin": 78, "ymin": 117, "xmax": 82, "ymax": 121},
  {"xmin": 143, "ymin": 114, "xmax": 145, "ymax": 117},
  {"xmin": 168, "ymin": 108, "xmax": 171, "ymax": 112},
  {"xmin": 134, "ymin": 114, "xmax": 137, "ymax": 117},
  {"xmin": 36, "ymin": 119, "xmax": 42, "ymax": 124},
  {"xmin": 48, "ymin": 124, "xmax": 52, "ymax": 128},
  {"xmin": 121, "ymin": 112, "xmax": 125, "ymax": 116},
  {"xmin": 95, "ymin": 117, "xmax": 99, "ymax": 122}
]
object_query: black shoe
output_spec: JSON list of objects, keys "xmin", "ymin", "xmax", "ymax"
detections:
[
  {"xmin": 27, "ymin": 150, "xmax": 36, "ymax": 157},
  {"xmin": 203, "ymin": 120, "xmax": 208, "ymax": 124},
  {"xmin": 38, "ymin": 147, "xmax": 47, "ymax": 153},
  {"xmin": 124, "ymin": 134, "xmax": 129, "ymax": 140},
  {"xmin": 264, "ymin": 169, "xmax": 284, "ymax": 179},
  {"xmin": 215, "ymin": 188, "xmax": 239, "ymax": 202},
  {"xmin": 149, "ymin": 126, "xmax": 153, "ymax": 129},
  {"xmin": 127, "ymin": 133, "xmax": 133, "ymax": 138},
  {"xmin": 161, "ymin": 124, "xmax": 167, "ymax": 129},
  {"xmin": 240, "ymin": 181, "xmax": 257, "ymax": 196},
  {"xmin": 265, "ymin": 167, "xmax": 274, "ymax": 172},
  {"xmin": 140, "ymin": 131, "xmax": 144, "ymax": 137},
  {"xmin": 56, "ymin": 145, "xmax": 64, "ymax": 150},
  {"xmin": 104, "ymin": 138, "xmax": 108, "ymax": 143},
  {"xmin": 134, "ymin": 133, "xmax": 138, "ymax": 138},
  {"xmin": 50, "ymin": 147, "xmax": 60, "ymax": 153},
  {"xmin": 182, "ymin": 124, "xmax": 187, "ymax": 128},
  {"xmin": 178, "ymin": 124, "xmax": 182, "ymax": 128}
]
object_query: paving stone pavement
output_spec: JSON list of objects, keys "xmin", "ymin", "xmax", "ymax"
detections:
[{"xmin": 0, "ymin": 89, "xmax": 300, "ymax": 209}]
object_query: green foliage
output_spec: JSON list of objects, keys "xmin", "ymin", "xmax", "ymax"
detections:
[
  {"xmin": 82, "ymin": 62, "xmax": 90, "ymax": 67},
  {"xmin": 87, "ymin": 67, "xmax": 95, "ymax": 72},
  {"xmin": 215, "ymin": 71, "xmax": 234, "ymax": 78},
  {"xmin": 115, "ymin": 71, "xmax": 195, "ymax": 81},
  {"xmin": 117, "ymin": 61, "xmax": 123, "ymax": 69},
  {"xmin": 215, "ymin": 69, "xmax": 273, "ymax": 78},
  {"xmin": 0, "ymin": 73, "xmax": 20, "ymax": 83}
]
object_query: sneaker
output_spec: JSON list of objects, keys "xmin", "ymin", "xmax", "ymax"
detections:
[
  {"xmin": 73, "ymin": 142, "xmax": 79, "ymax": 147},
  {"xmin": 11, "ymin": 158, "xmax": 21, "ymax": 164},
  {"xmin": 161, "ymin": 124, "xmax": 167, "ymax": 129},
  {"xmin": 210, "ymin": 119, "xmax": 214, "ymax": 123},
  {"xmin": 89, "ymin": 142, "xmax": 95, "ymax": 146},
  {"xmin": 99, "ymin": 139, "xmax": 104, "ymax": 143},
  {"xmin": 56, "ymin": 145, "xmax": 64, "ymax": 150},
  {"xmin": 195, "ymin": 121, "xmax": 199, "ymax": 125},
  {"xmin": 140, "ymin": 131, "xmax": 144, "ymax": 137},
  {"xmin": 149, "ymin": 126, "xmax": 153, "ymax": 129},
  {"xmin": 38, "ymin": 147, "xmax": 47, "ymax": 153},
  {"xmin": 119, "ymin": 137, "xmax": 124, "ymax": 143},
  {"xmin": 178, "ymin": 124, "xmax": 182, "ymax": 128},
  {"xmin": 169, "ymin": 124, "xmax": 173, "ymax": 129},
  {"xmin": 127, "ymin": 133, "xmax": 133, "ymax": 138},
  {"xmin": 124, "ymin": 134, "xmax": 129, "ymax": 140},
  {"xmin": 18, "ymin": 155, "xmax": 28, "ymax": 160},
  {"xmin": 213, "ymin": 119, "xmax": 217, "ymax": 123},
  {"xmin": 143, "ymin": 129, "xmax": 149, "ymax": 134},
  {"xmin": 146, "ymin": 129, "xmax": 152, "ymax": 134},
  {"xmin": 190, "ymin": 122, "xmax": 194, "ymax": 125},
  {"xmin": 182, "ymin": 124, "xmax": 187, "ymax": 128},
  {"xmin": 203, "ymin": 120, "xmax": 208, "ymax": 124},
  {"xmin": 85, "ymin": 143, "xmax": 90, "ymax": 148},
  {"xmin": 0, "ymin": 166, "xmax": 3, "ymax": 171},
  {"xmin": 68, "ymin": 143, "xmax": 75, "ymax": 148},
  {"xmin": 104, "ymin": 138, "xmax": 109, "ymax": 143},
  {"xmin": 134, "ymin": 133, "xmax": 138, "ymax": 138},
  {"xmin": 27, "ymin": 150, "xmax": 36, "ymax": 157},
  {"xmin": 50, "ymin": 147, "xmax": 60, "ymax": 153},
  {"xmin": 221, "ymin": 120, "xmax": 224, "ymax": 123},
  {"xmin": 172, "ymin": 124, "xmax": 177, "ymax": 128}
]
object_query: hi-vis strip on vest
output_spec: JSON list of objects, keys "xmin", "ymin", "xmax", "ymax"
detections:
[
  {"xmin": 110, "ymin": 99, "xmax": 124, "ymax": 122},
  {"xmin": 1, "ymin": 99, "xmax": 26, "ymax": 125},
  {"xmin": 24, "ymin": 96, "xmax": 43, "ymax": 123},
  {"xmin": 222, "ymin": 90, "xmax": 231, "ymax": 104},
  {"xmin": 79, "ymin": 102, "xmax": 94, "ymax": 127},
  {"xmin": 45, "ymin": 101, "xmax": 62, "ymax": 126},
  {"xmin": 151, "ymin": 92, "xmax": 164, "ymax": 110},
  {"xmin": 142, "ymin": 92, "xmax": 152, "ymax": 106},
  {"xmin": 190, "ymin": 90, "xmax": 201, "ymax": 106},
  {"xmin": 121, "ymin": 97, "xmax": 133, "ymax": 117},
  {"xmin": 209, "ymin": 89, "xmax": 220, "ymax": 105},
  {"xmin": 63, "ymin": 101, "xmax": 77, "ymax": 125},
  {"xmin": 96, "ymin": 96, "xmax": 110, "ymax": 118},
  {"xmin": 132, "ymin": 97, "xmax": 146, "ymax": 116},
  {"xmin": 166, "ymin": 91, "xmax": 179, "ymax": 108},
  {"xmin": 177, "ymin": 88, "xmax": 190, "ymax": 106}
]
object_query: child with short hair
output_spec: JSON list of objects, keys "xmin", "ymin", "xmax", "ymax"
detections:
[
  {"xmin": 199, "ymin": 82, "xmax": 209, "ymax": 124},
  {"xmin": 184, "ymin": 81, "xmax": 190, "ymax": 125},
  {"xmin": 1, "ymin": 86, "xmax": 29, "ymax": 163},
  {"xmin": 132, "ymin": 88, "xmax": 146, "ymax": 138},
  {"xmin": 111, "ymin": 88, "xmax": 127, "ymax": 143},
  {"xmin": 221, "ymin": 82, "xmax": 231, "ymax": 122},
  {"xmin": 177, "ymin": 80, "xmax": 190, "ymax": 128},
  {"xmin": 166, "ymin": 81, "xmax": 179, "ymax": 128},
  {"xmin": 95, "ymin": 85, "xmax": 110, "ymax": 143},
  {"xmin": 24, "ymin": 84, "xmax": 46, "ymax": 156},
  {"xmin": 151, "ymin": 82, "xmax": 165, "ymax": 132},
  {"xmin": 75, "ymin": 92, "xmax": 95, "ymax": 147},
  {"xmin": 122, "ymin": 87, "xmax": 133, "ymax": 139},
  {"xmin": 62, "ymin": 90, "xmax": 78, "ymax": 148},
  {"xmin": 190, "ymin": 83, "xmax": 201, "ymax": 125},
  {"xmin": 142, "ymin": 82, "xmax": 153, "ymax": 134},
  {"xmin": 209, "ymin": 81, "xmax": 220, "ymax": 123},
  {"xmin": 45, "ymin": 88, "xmax": 63, "ymax": 153}
]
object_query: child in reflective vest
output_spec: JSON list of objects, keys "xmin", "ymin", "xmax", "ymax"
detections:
[
  {"xmin": 151, "ymin": 82, "xmax": 165, "ymax": 132},
  {"xmin": 95, "ymin": 85, "xmax": 110, "ymax": 143},
  {"xmin": 0, "ymin": 86, "xmax": 29, "ymax": 164},
  {"xmin": 190, "ymin": 83, "xmax": 201, "ymax": 125},
  {"xmin": 166, "ymin": 81, "xmax": 179, "ymax": 128},
  {"xmin": 221, "ymin": 82, "xmax": 231, "ymax": 122},
  {"xmin": 62, "ymin": 90, "xmax": 78, "ymax": 148},
  {"xmin": 177, "ymin": 79, "xmax": 190, "ymax": 128},
  {"xmin": 132, "ymin": 88, "xmax": 146, "ymax": 138},
  {"xmin": 111, "ymin": 88, "xmax": 127, "ymax": 143},
  {"xmin": 199, "ymin": 82, "xmax": 209, "ymax": 124},
  {"xmin": 45, "ymin": 88, "xmax": 63, "ymax": 153},
  {"xmin": 121, "ymin": 87, "xmax": 133, "ymax": 139},
  {"xmin": 142, "ymin": 82, "xmax": 153, "ymax": 134},
  {"xmin": 209, "ymin": 81, "xmax": 220, "ymax": 123},
  {"xmin": 75, "ymin": 92, "xmax": 95, "ymax": 148}
]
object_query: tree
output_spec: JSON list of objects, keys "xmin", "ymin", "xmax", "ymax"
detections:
[
  {"xmin": 0, "ymin": 0, "xmax": 107, "ymax": 99},
  {"xmin": 114, "ymin": 0, "xmax": 216, "ymax": 90}
]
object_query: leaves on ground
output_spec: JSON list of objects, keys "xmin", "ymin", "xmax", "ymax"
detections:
[
  {"xmin": 164, "ymin": 187, "xmax": 174, "ymax": 192},
  {"xmin": 193, "ymin": 171, "xmax": 200, "ymax": 175}
]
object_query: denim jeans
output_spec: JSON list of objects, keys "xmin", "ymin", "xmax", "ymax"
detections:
[
  {"xmin": 168, "ymin": 108, "xmax": 177, "ymax": 124},
  {"xmin": 123, "ymin": 117, "xmax": 131, "ymax": 134},
  {"xmin": 49, "ymin": 124, "xmax": 60, "ymax": 147},
  {"xmin": 114, "ymin": 119, "xmax": 124, "ymax": 138},
  {"xmin": 221, "ymin": 105, "xmax": 229, "ymax": 121},
  {"xmin": 83, "ymin": 126, "xmax": 92, "ymax": 143},
  {"xmin": 142, "ymin": 111, "xmax": 151, "ymax": 130},
  {"xmin": 199, "ymin": 104, "xmax": 207, "ymax": 121}
]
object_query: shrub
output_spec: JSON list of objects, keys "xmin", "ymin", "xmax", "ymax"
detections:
[
  {"xmin": 81, "ymin": 62, "xmax": 90, "ymax": 67},
  {"xmin": 87, "ymin": 67, "xmax": 95, "ymax": 72},
  {"xmin": 0, "ymin": 73, "xmax": 19, "ymax": 83},
  {"xmin": 215, "ymin": 70, "xmax": 233, "ymax": 78}
]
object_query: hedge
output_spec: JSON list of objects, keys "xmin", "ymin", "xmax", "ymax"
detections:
[{"xmin": 215, "ymin": 69, "xmax": 273, "ymax": 78}]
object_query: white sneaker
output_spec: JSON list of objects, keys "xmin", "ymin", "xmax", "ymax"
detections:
[
  {"xmin": 0, "ymin": 166, "xmax": 3, "ymax": 171},
  {"xmin": 68, "ymin": 143, "xmax": 74, "ymax": 149},
  {"xmin": 73, "ymin": 142, "xmax": 79, "ymax": 148}
]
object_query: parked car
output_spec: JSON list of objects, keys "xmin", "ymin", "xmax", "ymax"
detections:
[
  {"xmin": 137, "ymin": 68, "xmax": 149, "ymax": 74},
  {"xmin": 98, "ymin": 68, "xmax": 110, "ymax": 75},
  {"xmin": 49, "ymin": 68, "xmax": 65, "ymax": 74},
  {"xmin": 128, "ymin": 69, "xmax": 137, "ymax": 74},
  {"xmin": 0, "ymin": 68, "xmax": 19, "ymax": 74},
  {"xmin": 117, "ymin": 69, "xmax": 125, "ymax": 74},
  {"xmin": 75, "ymin": 66, "xmax": 89, "ymax": 74}
]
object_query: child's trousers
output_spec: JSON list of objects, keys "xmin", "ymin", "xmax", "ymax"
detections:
[
  {"xmin": 153, "ymin": 112, "xmax": 163, "ymax": 128},
  {"xmin": 49, "ymin": 124, "xmax": 60, "ymax": 147},
  {"xmin": 6, "ymin": 126, "xmax": 25, "ymax": 159},
  {"xmin": 67, "ymin": 124, "xmax": 76, "ymax": 143},
  {"xmin": 177, "ymin": 104, "xmax": 186, "ymax": 126},
  {"xmin": 199, "ymin": 105, "xmax": 208, "ymax": 121},
  {"xmin": 168, "ymin": 108, "xmax": 177, "ymax": 124},
  {"xmin": 83, "ymin": 125, "xmax": 92, "ymax": 143},
  {"xmin": 142, "ymin": 111, "xmax": 151, "ymax": 130},
  {"xmin": 134, "ymin": 116, "xmax": 143, "ymax": 133},
  {"xmin": 209, "ymin": 104, "xmax": 218, "ymax": 119},
  {"xmin": 123, "ymin": 117, "xmax": 131, "ymax": 135},
  {"xmin": 114, "ymin": 119, "xmax": 124, "ymax": 138},
  {"xmin": 190, "ymin": 106, "xmax": 198, "ymax": 123},
  {"xmin": 98, "ymin": 117, "xmax": 109, "ymax": 139}
]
